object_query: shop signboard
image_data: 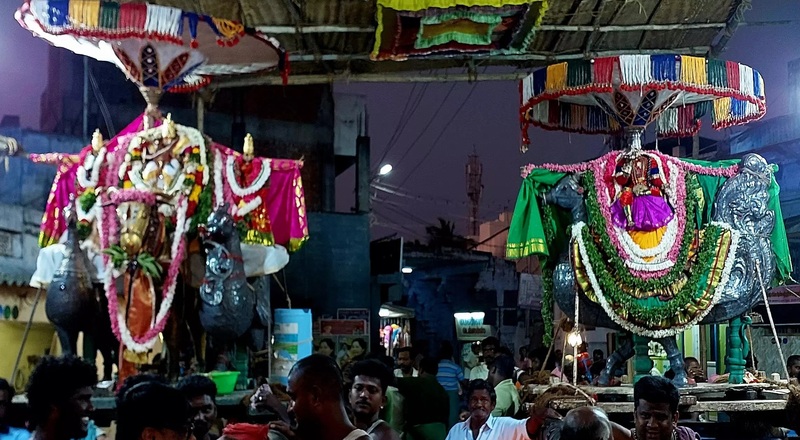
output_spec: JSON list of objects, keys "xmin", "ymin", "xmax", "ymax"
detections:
[
  {"xmin": 518, "ymin": 273, "xmax": 542, "ymax": 310},
  {"xmin": 454, "ymin": 312, "xmax": 492, "ymax": 341}
]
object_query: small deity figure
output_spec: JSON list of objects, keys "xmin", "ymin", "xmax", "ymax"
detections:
[
  {"xmin": 227, "ymin": 133, "xmax": 274, "ymax": 245},
  {"xmin": 610, "ymin": 143, "xmax": 673, "ymax": 232},
  {"xmin": 140, "ymin": 114, "xmax": 190, "ymax": 192}
]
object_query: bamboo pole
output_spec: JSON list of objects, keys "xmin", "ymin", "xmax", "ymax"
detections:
[{"xmin": 12, "ymin": 287, "xmax": 44, "ymax": 384}]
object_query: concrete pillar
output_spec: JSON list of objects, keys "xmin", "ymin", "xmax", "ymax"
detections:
[{"xmin": 356, "ymin": 136, "xmax": 371, "ymax": 214}]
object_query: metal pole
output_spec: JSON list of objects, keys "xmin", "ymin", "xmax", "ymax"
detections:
[
  {"xmin": 83, "ymin": 58, "xmax": 89, "ymax": 139},
  {"xmin": 196, "ymin": 94, "xmax": 205, "ymax": 133},
  {"xmin": 12, "ymin": 286, "xmax": 44, "ymax": 384}
]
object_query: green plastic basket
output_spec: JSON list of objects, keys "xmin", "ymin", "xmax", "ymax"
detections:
[{"xmin": 207, "ymin": 371, "xmax": 241, "ymax": 395}]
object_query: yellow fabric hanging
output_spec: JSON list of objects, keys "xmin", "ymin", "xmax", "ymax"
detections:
[
  {"xmin": 69, "ymin": 0, "xmax": 101, "ymax": 28},
  {"xmin": 545, "ymin": 63, "xmax": 568, "ymax": 92},
  {"xmin": 680, "ymin": 56, "xmax": 707, "ymax": 86},
  {"xmin": 713, "ymin": 98, "xmax": 732, "ymax": 124}
]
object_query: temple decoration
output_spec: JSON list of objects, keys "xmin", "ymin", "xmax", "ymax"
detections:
[
  {"xmin": 16, "ymin": 0, "xmax": 286, "ymax": 97},
  {"xmin": 507, "ymin": 54, "xmax": 790, "ymax": 387},
  {"xmin": 519, "ymin": 55, "xmax": 766, "ymax": 149},
  {"xmin": 371, "ymin": 0, "xmax": 549, "ymax": 60}
]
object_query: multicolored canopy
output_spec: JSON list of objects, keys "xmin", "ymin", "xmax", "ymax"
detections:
[
  {"xmin": 519, "ymin": 55, "xmax": 766, "ymax": 147},
  {"xmin": 16, "ymin": 0, "xmax": 285, "ymax": 93}
]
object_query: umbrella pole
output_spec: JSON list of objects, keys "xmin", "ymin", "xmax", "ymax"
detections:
[{"xmin": 12, "ymin": 286, "xmax": 44, "ymax": 385}]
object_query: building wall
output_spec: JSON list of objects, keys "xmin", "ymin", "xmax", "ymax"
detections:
[{"xmin": 273, "ymin": 212, "xmax": 375, "ymax": 346}]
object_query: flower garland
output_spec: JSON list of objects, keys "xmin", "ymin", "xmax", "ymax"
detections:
[
  {"xmin": 609, "ymin": 162, "xmax": 685, "ymax": 274},
  {"xmin": 669, "ymin": 157, "xmax": 739, "ymax": 177},
  {"xmin": 77, "ymin": 147, "xmax": 106, "ymax": 189},
  {"xmin": 587, "ymin": 155, "xmax": 689, "ymax": 278},
  {"xmin": 581, "ymin": 171, "xmax": 699, "ymax": 291},
  {"xmin": 572, "ymin": 220, "xmax": 739, "ymax": 337},
  {"xmin": 100, "ymin": 190, "xmax": 188, "ymax": 353},
  {"xmin": 224, "ymin": 155, "xmax": 271, "ymax": 218},
  {"xmin": 225, "ymin": 155, "xmax": 271, "ymax": 198}
]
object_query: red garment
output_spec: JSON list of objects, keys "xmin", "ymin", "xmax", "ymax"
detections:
[{"xmin": 222, "ymin": 423, "xmax": 270, "ymax": 440}]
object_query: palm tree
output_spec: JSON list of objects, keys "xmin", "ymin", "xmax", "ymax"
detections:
[{"xmin": 425, "ymin": 217, "xmax": 475, "ymax": 250}]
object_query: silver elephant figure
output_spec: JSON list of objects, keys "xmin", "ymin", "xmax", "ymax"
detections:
[
  {"xmin": 546, "ymin": 153, "xmax": 775, "ymax": 387},
  {"xmin": 198, "ymin": 204, "xmax": 255, "ymax": 341}
]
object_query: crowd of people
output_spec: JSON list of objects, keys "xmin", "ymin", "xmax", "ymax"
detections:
[{"xmin": 5, "ymin": 341, "xmax": 800, "ymax": 440}]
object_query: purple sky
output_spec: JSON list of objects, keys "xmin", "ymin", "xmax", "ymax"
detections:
[{"xmin": 1, "ymin": 0, "xmax": 798, "ymax": 240}]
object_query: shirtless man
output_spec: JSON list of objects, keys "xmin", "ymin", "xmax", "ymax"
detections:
[
  {"xmin": 270, "ymin": 354, "xmax": 370, "ymax": 440},
  {"xmin": 349, "ymin": 360, "xmax": 400, "ymax": 440}
]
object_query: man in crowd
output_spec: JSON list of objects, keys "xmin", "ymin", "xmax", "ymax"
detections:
[
  {"xmin": 560, "ymin": 406, "xmax": 612, "ymax": 440},
  {"xmin": 177, "ymin": 375, "xmax": 219, "ymax": 440},
  {"xmin": 395, "ymin": 348, "xmax": 418, "ymax": 378},
  {"xmin": 396, "ymin": 358, "xmax": 449, "ymax": 440},
  {"xmin": 349, "ymin": 360, "xmax": 400, "ymax": 440},
  {"xmin": 487, "ymin": 355, "xmax": 519, "ymax": 418},
  {"xmin": 0, "ymin": 378, "xmax": 28, "ymax": 440},
  {"xmin": 436, "ymin": 342, "xmax": 464, "ymax": 428},
  {"xmin": 788, "ymin": 355, "xmax": 800, "ymax": 381},
  {"xmin": 611, "ymin": 376, "xmax": 700, "ymax": 440},
  {"xmin": 467, "ymin": 337, "xmax": 499, "ymax": 381},
  {"xmin": 445, "ymin": 380, "xmax": 556, "ymax": 440},
  {"xmin": 27, "ymin": 356, "xmax": 96, "ymax": 440},
  {"xmin": 270, "ymin": 354, "xmax": 370, "ymax": 440},
  {"xmin": 116, "ymin": 376, "xmax": 192, "ymax": 440}
]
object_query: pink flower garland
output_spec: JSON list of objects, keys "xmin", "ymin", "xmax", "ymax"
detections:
[
  {"xmin": 100, "ymin": 188, "xmax": 188, "ymax": 349},
  {"xmin": 589, "ymin": 155, "xmax": 688, "ymax": 280},
  {"xmin": 671, "ymin": 158, "xmax": 739, "ymax": 177},
  {"xmin": 110, "ymin": 189, "xmax": 157, "ymax": 206}
]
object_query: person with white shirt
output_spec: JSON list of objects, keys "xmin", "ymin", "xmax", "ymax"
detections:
[
  {"xmin": 394, "ymin": 348, "xmax": 418, "ymax": 378},
  {"xmin": 445, "ymin": 380, "xmax": 555, "ymax": 440}
]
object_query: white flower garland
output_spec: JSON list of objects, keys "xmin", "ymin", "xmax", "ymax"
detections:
[
  {"xmin": 231, "ymin": 196, "xmax": 262, "ymax": 217},
  {"xmin": 571, "ymin": 220, "xmax": 739, "ymax": 338},
  {"xmin": 225, "ymin": 155, "xmax": 271, "ymax": 197},
  {"xmin": 213, "ymin": 148, "xmax": 225, "ymax": 207},
  {"xmin": 104, "ymin": 196, "xmax": 189, "ymax": 353},
  {"xmin": 77, "ymin": 147, "xmax": 106, "ymax": 189},
  {"xmin": 617, "ymin": 161, "xmax": 683, "ymax": 269}
]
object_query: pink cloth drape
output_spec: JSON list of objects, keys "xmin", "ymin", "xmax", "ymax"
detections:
[{"xmin": 33, "ymin": 114, "xmax": 146, "ymax": 247}]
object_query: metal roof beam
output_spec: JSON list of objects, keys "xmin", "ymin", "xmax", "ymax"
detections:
[
  {"xmin": 256, "ymin": 25, "xmax": 375, "ymax": 33},
  {"xmin": 285, "ymin": 46, "xmax": 710, "ymax": 63}
]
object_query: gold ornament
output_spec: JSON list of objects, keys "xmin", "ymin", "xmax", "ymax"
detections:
[{"xmin": 243, "ymin": 133, "xmax": 255, "ymax": 161}]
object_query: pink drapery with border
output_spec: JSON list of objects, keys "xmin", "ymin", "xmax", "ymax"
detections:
[{"xmin": 32, "ymin": 114, "xmax": 146, "ymax": 247}]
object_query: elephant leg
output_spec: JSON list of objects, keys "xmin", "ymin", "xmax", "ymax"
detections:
[
  {"xmin": 632, "ymin": 335, "xmax": 653, "ymax": 384},
  {"xmin": 657, "ymin": 336, "xmax": 688, "ymax": 388},
  {"xmin": 726, "ymin": 316, "xmax": 749, "ymax": 384},
  {"xmin": 56, "ymin": 327, "xmax": 78, "ymax": 357},
  {"xmin": 598, "ymin": 336, "xmax": 634, "ymax": 386}
]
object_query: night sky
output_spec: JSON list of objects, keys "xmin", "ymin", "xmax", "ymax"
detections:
[{"xmin": 1, "ymin": 0, "xmax": 798, "ymax": 241}]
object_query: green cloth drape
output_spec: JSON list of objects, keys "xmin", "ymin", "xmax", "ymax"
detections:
[{"xmin": 506, "ymin": 169, "xmax": 566, "ymax": 260}]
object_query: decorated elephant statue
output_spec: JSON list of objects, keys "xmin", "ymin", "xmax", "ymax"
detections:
[{"xmin": 509, "ymin": 140, "xmax": 790, "ymax": 387}]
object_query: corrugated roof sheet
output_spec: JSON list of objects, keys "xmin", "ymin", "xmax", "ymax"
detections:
[
  {"xmin": 0, "ymin": 265, "xmax": 34, "ymax": 287},
  {"xmin": 136, "ymin": 0, "xmax": 749, "ymax": 78}
]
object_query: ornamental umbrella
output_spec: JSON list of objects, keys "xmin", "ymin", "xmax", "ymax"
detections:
[
  {"xmin": 519, "ymin": 55, "xmax": 766, "ymax": 151},
  {"xmin": 16, "ymin": 0, "xmax": 285, "ymax": 120}
]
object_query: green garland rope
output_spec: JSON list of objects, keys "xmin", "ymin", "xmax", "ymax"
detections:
[
  {"xmin": 577, "ymin": 169, "xmax": 730, "ymax": 327},
  {"xmin": 578, "ymin": 221, "xmax": 725, "ymax": 327},
  {"xmin": 540, "ymin": 203, "xmax": 558, "ymax": 347}
]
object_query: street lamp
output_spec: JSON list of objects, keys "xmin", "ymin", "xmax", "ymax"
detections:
[{"xmin": 378, "ymin": 163, "xmax": 393, "ymax": 176}]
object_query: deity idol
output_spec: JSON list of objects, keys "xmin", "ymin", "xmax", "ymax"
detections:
[
  {"xmin": 609, "ymin": 133, "xmax": 673, "ymax": 232},
  {"xmin": 227, "ymin": 133, "xmax": 274, "ymax": 245}
]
